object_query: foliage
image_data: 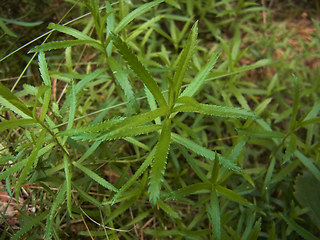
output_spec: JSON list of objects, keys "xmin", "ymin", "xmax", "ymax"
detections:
[{"xmin": 0, "ymin": 0, "xmax": 319, "ymax": 239}]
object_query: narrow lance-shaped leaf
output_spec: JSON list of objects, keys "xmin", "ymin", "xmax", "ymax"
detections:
[
  {"xmin": 280, "ymin": 213, "xmax": 319, "ymax": 240},
  {"xmin": 0, "ymin": 82, "xmax": 32, "ymax": 118},
  {"xmin": 63, "ymin": 155, "xmax": 72, "ymax": 218},
  {"xmin": 38, "ymin": 51, "xmax": 51, "ymax": 86},
  {"xmin": 166, "ymin": 182, "xmax": 212, "ymax": 201},
  {"xmin": 16, "ymin": 130, "xmax": 46, "ymax": 200},
  {"xmin": 29, "ymin": 40, "xmax": 104, "ymax": 53},
  {"xmin": 207, "ymin": 190, "xmax": 221, "ymax": 240},
  {"xmin": 108, "ymin": 57, "xmax": 138, "ymax": 112},
  {"xmin": 0, "ymin": 118, "xmax": 37, "ymax": 133},
  {"xmin": 181, "ymin": 50, "xmax": 220, "ymax": 97},
  {"xmin": 11, "ymin": 211, "xmax": 49, "ymax": 240},
  {"xmin": 44, "ymin": 182, "xmax": 67, "ymax": 240},
  {"xmin": 110, "ymin": 32, "xmax": 167, "ymax": 108},
  {"xmin": 114, "ymin": 0, "xmax": 164, "ymax": 34},
  {"xmin": 148, "ymin": 118, "xmax": 172, "ymax": 205},
  {"xmin": 175, "ymin": 97, "xmax": 257, "ymax": 119},
  {"xmin": 48, "ymin": 23, "xmax": 95, "ymax": 41},
  {"xmin": 172, "ymin": 21, "xmax": 198, "ymax": 101},
  {"xmin": 215, "ymin": 185, "xmax": 252, "ymax": 206},
  {"xmin": 112, "ymin": 148, "xmax": 156, "ymax": 204},
  {"xmin": 172, "ymin": 133, "xmax": 241, "ymax": 172},
  {"xmin": 60, "ymin": 107, "xmax": 167, "ymax": 137},
  {"xmin": 72, "ymin": 161, "xmax": 118, "ymax": 192}
]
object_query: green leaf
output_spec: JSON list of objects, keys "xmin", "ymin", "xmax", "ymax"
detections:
[
  {"xmin": 75, "ymin": 68, "xmax": 106, "ymax": 93},
  {"xmin": 174, "ymin": 101, "xmax": 257, "ymax": 119},
  {"xmin": 148, "ymin": 118, "xmax": 172, "ymax": 205},
  {"xmin": 48, "ymin": 23, "xmax": 95, "ymax": 41},
  {"xmin": 39, "ymin": 85, "xmax": 51, "ymax": 122},
  {"xmin": 248, "ymin": 218, "xmax": 262, "ymax": 240},
  {"xmin": 207, "ymin": 190, "xmax": 221, "ymax": 240},
  {"xmin": 11, "ymin": 211, "xmax": 49, "ymax": 240},
  {"xmin": 29, "ymin": 40, "xmax": 104, "ymax": 53},
  {"xmin": 283, "ymin": 134, "xmax": 297, "ymax": 164},
  {"xmin": 16, "ymin": 130, "xmax": 46, "ymax": 199},
  {"xmin": 0, "ymin": 19, "xmax": 17, "ymax": 37},
  {"xmin": 236, "ymin": 128, "xmax": 285, "ymax": 139},
  {"xmin": 72, "ymin": 183, "xmax": 102, "ymax": 208},
  {"xmin": 0, "ymin": 159, "xmax": 27, "ymax": 180},
  {"xmin": 97, "ymin": 124, "xmax": 161, "ymax": 141},
  {"xmin": 166, "ymin": 182, "xmax": 211, "ymax": 200},
  {"xmin": 38, "ymin": 51, "xmax": 51, "ymax": 86},
  {"xmin": 172, "ymin": 133, "xmax": 241, "ymax": 172},
  {"xmin": 295, "ymin": 150, "xmax": 320, "ymax": 182},
  {"xmin": 157, "ymin": 199, "xmax": 181, "ymax": 219},
  {"xmin": 0, "ymin": 118, "xmax": 37, "ymax": 132},
  {"xmin": 280, "ymin": 213, "xmax": 319, "ymax": 240},
  {"xmin": 171, "ymin": 21, "xmax": 198, "ymax": 101},
  {"xmin": 44, "ymin": 182, "xmax": 67, "ymax": 240},
  {"xmin": 63, "ymin": 155, "xmax": 72, "ymax": 217},
  {"xmin": 108, "ymin": 57, "xmax": 138, "ymax": 112},
  {"xmin": 72, "ymin": 161, "xmax": 118, "ymax": 192},
  {"xmin": 215, "ymin": 185, "xmax": 252, "ymax": 206},
  {"xmin": 110, "ymin": 32, "xmax": 167, "ymax": 108},
  {"xmin": 0, "ymin": 17, "xmax": 42, "ymax": 27},
  {"xmin": 112, "ymin": 148, "xmax": 156, "ymax": 204},
  {"xmin": 178, "ymin": 146, "xmax": 208, "ymax": 182},
  {"xmin": 0, "ymin": 82, "xmax": 33, "ymax": 118},
  {"xmin": 114, "ymin": 0, "xmax": 165, "ymax": 34},
  {"xmin": 67, "ymin": 81, "xmax": 76, "ymax": 130},
  {"xmin": 181, "ymin": 51, "xmax": 220, "ymax": 97},
  {"xmin": 294, "ymin": 171, "xmax": 320, "ymax": 229}
]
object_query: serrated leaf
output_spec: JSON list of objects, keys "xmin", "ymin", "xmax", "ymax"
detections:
[
  {"xmin": 29, "ymin": 40, "xmax": 104, "ymax": 53},
  {"xmin": 178, "ymin": 146, "xmax": 207, "ymax": 182},
  {"xmin": 172, "ymin": 133, "xmax": 241, "ymax": 172},
  {"xmin": 148, "ymin": 118, "xmax": 172, "ymax": 205},
  {"xmin": 98, "ymin": 124, "xmax": 161, "ymax": 141},
  {"xmin": 280, "ymin": 213, "xmax": 319, "ymax": 240},
  {"xmin": 0, "ymin": 118, "xmax": 37, "ymax": 132},
  {"xmin": 108, "ymin": 57, "xmax": 138, "ymax": 112},
  {"xmin": 63, "ymin": 155, "xmax": 72, "ymax": 217},
  {"xmin": 171, "ymin": 21, "xmax": 198, "ymax": 100},
  {"xmin": 173, "ymin": 102, "xmax": 257, "ymax": 119},
  {"xmin": 16, "ymin": 130, "xmax": 46, "ymax": 199},
  {"xmin": 72, "ymin": 161, "xmax": 118, "ymax": 192},
  {"xmin": 38, "ymin": 51, "xmax": 51, "ymax": 86},
  {"xmin": 44, "ymin": 182, "xmax": 67, "ymax": 240},
  {"xmin": 215, "ymin": 185, "xmax": 252, "ymax": 207},
  {"xmin": 112, "ymin": 148, "xmax": 155, "ymax": 204},
  {"xmin": 11, "ymin": 211, "xmax": 49, "ymax": 240},
  {"xmin": 0, "ymin": 82, "xmax": 33, "ymax": 118},
  {"xmin": 181, "ymin": 51, "xmax": 220, "ymax": 97},
  {"xmin": 157, "ymin": 199, "xmax": 181, "ymax": 219},
  {"xmin": 236, "ymin": 128, "xmax": 285, "ymax": 138},
  {"xmin": 0, "ymin": 160, "xmax": 26, "ymax": 180},
  {"xmin": 114, "ymin": 0, "xmax": 164, "ymax": 34},
  {"xmin": 283, "ymin": 134, "xmax": 297, "ymax": 164},
  {"xmin": 207, "ymin": 190, "xmax": 221, "ymax": 240},
  {"xmin": 67, "ymin": 80, "xmax": 76, "ymax": 130},
  {"xmin": 295, "ymin": 150, "xmax": 320, "ymax": 182},
  {"xmin": 166, "ymin": 182, "xmax": 211, "ymax": 200},
  {"xmin": 248, "ymin": 218, "xmax": 262, "ymax": 240},
  {"xmin": 48, "ymin": 23, "xmax": 95, "ymax": 41},
  {"xmin": 110, "ymin": 32, "xmax": 167, "ymax": 108},
  {"xmin": 72, "ymin": 183, "xmax": 102, "ymax": 208},
  {"xmin": 61, "ymin": 107, "xmax": 167, "ymax": 138}
]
